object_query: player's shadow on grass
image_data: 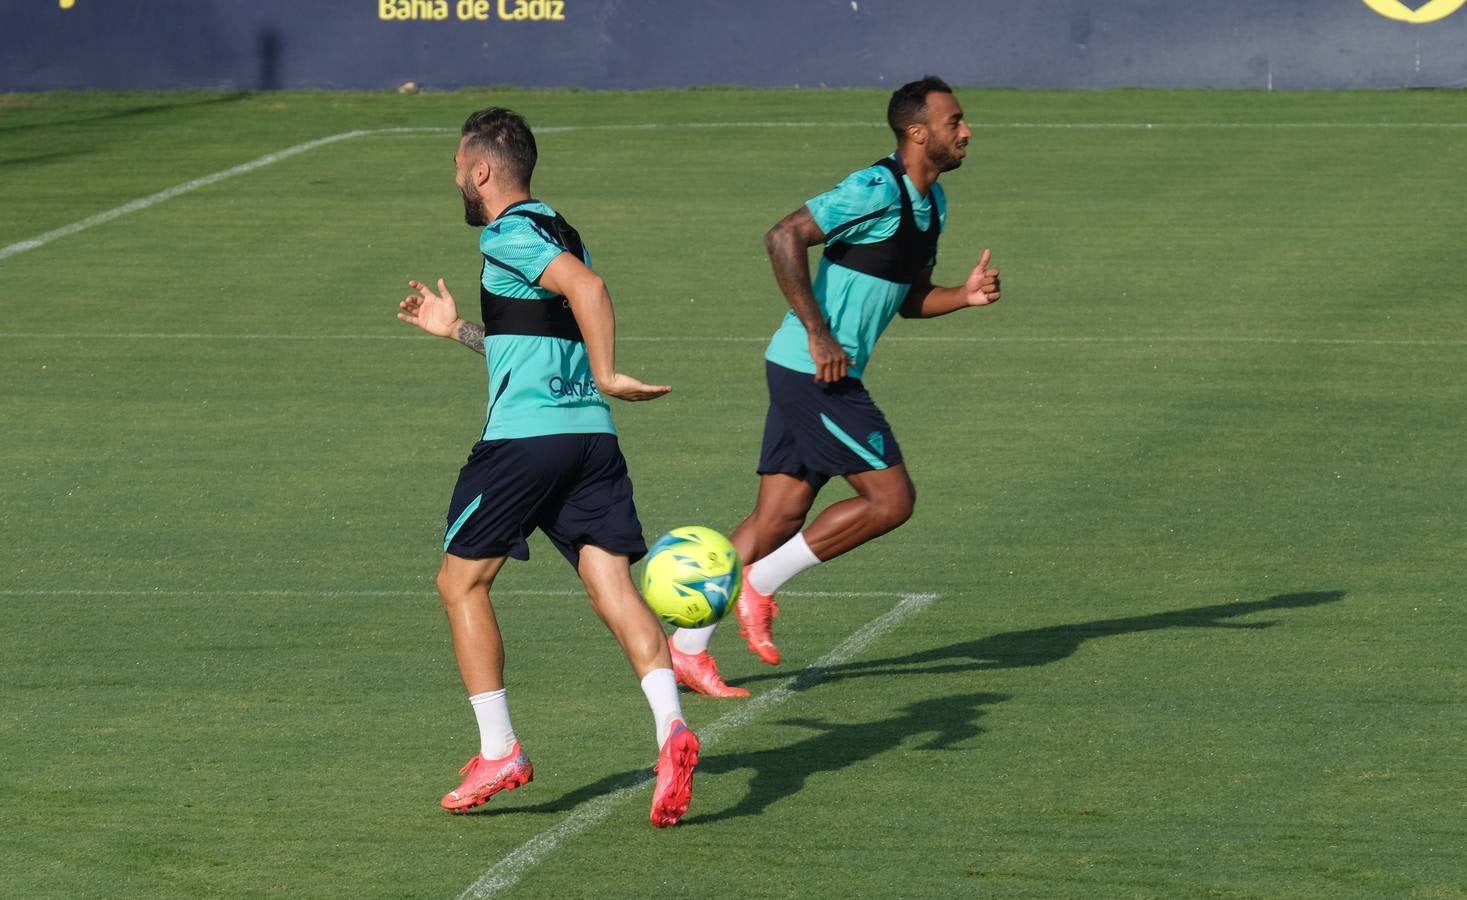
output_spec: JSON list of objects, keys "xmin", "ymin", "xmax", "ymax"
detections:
[
  {"xmin": 475, "ymin": 692, "xmax": 1007, "ymax": 823},
  {"xmin": 675, "ymin": 591, "xmax": 1347, "ymax": 822},
  {"xmin": 683, "ymin": 691, "xmax": 1006, "ymax": 825},
  {"xmin": 733, "ymin": 589, "xmax": 1346, "ymax": 688},
  {"xmin": 477, "ymin": 590, "xmax": 1344, "ymax": 822}
]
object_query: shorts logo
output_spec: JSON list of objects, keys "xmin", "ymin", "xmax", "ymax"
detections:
[
  {"xmin": 1361, "ymin": 0, "xmax": 1466, "ymax": 22},
  {"xmin": 548, "ymin": 375, "xmax": 599, "ymax": 399},
  {"xmin": 820, "ymin": 413, "xmax": 888, "ymax": 471},
  {"xmin": 866, "ymin": 432, "xmax": 885, "ymax": 457}
]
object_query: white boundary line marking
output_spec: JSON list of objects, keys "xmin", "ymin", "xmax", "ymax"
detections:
[
  {"xmin": 4, "ymin": 118, "xmax": 1464, "ymax": 262},
  {"xmin": 1, "ymin": 332, "xmax": 1461, "ymax": 347},
  {"xmin": 0, "ymin": 131, "xmax": 371, "ymax": 262},
  {"xmin": 454, "ymin": 592, "xmax": 939, "ymax": 900}
]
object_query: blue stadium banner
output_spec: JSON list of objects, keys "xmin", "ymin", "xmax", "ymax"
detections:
[{"xmin": 3, "ymin": 0, "xmax": 1466, "ymax": 90}]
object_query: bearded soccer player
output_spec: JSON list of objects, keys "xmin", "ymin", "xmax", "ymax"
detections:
[
  {"xmin": 667, "ymin": 76, "xmax": 1003, "ymax": 697},
  {"xmin": 396, "ymin": 107, "xmax": 699, "ymax": 826}
]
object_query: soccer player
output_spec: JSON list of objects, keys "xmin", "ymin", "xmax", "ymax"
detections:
[
  {"xmin": 396, "ymin": 107, "xmax": 699, "ymax": 826},
  {"xmin": 667, "ymin": 76, "xmax": 1003, "ymax": 697}
]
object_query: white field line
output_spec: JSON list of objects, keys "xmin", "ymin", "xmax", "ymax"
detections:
[
  {"xmin": 1, "ymin": 332, "xmax": 1462, "ymax": 347},
  {"xmin": 0, "ymin": 130, "xmax": 370, "ymax": 262},
  {"xmin": 4, "ymin": 118, "xmax": 1465, "ymax": 262},
  {"xmin": 454, "ymin": 591, "xmax": 939, "ymax": 900}
]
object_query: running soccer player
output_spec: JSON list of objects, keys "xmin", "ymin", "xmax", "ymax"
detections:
[
  {"xmin": 396, "ymin": 107, "xmax": 699, "ymax": 826},
  {"xmin": 667, "ymin": 76, "xmax": 1003, "ymax": 697}
]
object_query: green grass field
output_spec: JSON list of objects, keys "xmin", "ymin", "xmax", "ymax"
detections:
[{"xmin": 2, "ymin": 87, "xmax": 1464, "ymax": 898}]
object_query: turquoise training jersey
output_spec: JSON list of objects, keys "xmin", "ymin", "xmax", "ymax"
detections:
[
  {"xmin": 477, "ymin": 200, "xmax": 615, "ymax": 440},
  {"xmin": 764, "ymin": 155, "xmax": 947, "ymax": 379}
]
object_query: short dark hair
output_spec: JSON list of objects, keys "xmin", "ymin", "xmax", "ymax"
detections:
[
  {"xmin": 461, "ymin": 107, "xmax": 537, "ymax": 188},
  {"xmin": 887, "ymin": 75, "xmax": 954, "ymax": 139}
]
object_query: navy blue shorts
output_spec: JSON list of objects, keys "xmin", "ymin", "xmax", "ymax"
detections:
[
  {"xmin": 756, "ymin": 360, "xmax": 904, "ymax": 489},
  {"xmin": 442, "ymin": 433, "xmax": 647, "ymax": 567}
]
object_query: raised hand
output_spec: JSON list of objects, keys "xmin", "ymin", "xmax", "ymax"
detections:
[
  {"xmin": 398, "ymin": 278, "xmax": 462, "ymax": 338},
  {"xmin": 964, "ymin": 249, "xmax": 1001, "ymax": 307}
]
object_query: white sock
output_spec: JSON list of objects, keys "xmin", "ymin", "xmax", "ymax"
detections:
[
  {"xmin": 639, "ymin": 668, "xmax": 684, "ymax": 748},
  {"xmin": 469, "ymin": 689, "xmax": 516, "ymax": 760},
  {"xmin": 748, "ymin": 532, "xmax": 821, "ymax": 596},
  {"xmin": 672, "ymin": 624, "xmax": 716, "ymax": 655}
]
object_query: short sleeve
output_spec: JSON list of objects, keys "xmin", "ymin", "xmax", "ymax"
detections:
[
  {"xmin": 480, "ymin": 217, "xmax": 567, "ymax": 286},
  {"xmin": 805, "ymin": 165, "xmax": 901, "ymax": 245}
]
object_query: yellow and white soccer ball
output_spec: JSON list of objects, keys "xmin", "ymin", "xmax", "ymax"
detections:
[{"xmin": 640, "ymin": 526, "xmax": 741, "ymax": 628}]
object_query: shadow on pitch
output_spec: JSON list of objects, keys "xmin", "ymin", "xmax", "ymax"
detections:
[
  {"xmin": 731, "ymin": 590, "xmax": 1346, "ymax": 688},
  {"xmin": 469, "ymin": 590, "xmax": 1345, "ymax": 823},
  {"xmin": 465, "ymin": 691, "xmax": 1007, "ymax": 823},
  {"xmin": 683, "ymin": 690, "xmax": 1006, "ymax": 825}
]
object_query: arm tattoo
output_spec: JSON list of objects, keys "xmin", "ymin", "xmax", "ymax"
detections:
[{"xmin": 454, "ymin": 320, "xmax": 486, "ymax": 356}]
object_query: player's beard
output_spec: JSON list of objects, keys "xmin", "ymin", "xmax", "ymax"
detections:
[
  {"xmin": 927, "ymin": 141, "xmax": 966, "ymax": 173},
  {"xmin": 460, "ymin": 181, "xmax": 488, "ymax": 226}
]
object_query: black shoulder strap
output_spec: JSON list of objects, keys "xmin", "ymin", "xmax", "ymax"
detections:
[
  {"xmin": 501, "ymin": 208, "xmax": 587, "ymax": 276},
  {"xmin": 870, "ymin": 157, "xmax": 910, "ymax": 213},
  {"xmin": 820, "ymin": 157, "xmax": 934, "ymax": 284},
  {"xmin": 478, "ymin": 206, "xmax": 586, "ymax": 342}
]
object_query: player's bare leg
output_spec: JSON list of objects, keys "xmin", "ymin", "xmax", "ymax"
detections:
[
  {"xmin": 577, "ymin": 545, "xmax": 699, "ymax": 826},
  {"xmin": 737, "ymin": 465, "xmax": 915, "ymax": 664},
  {"xmin": 438, "ymin": 554, "xmax": 511, "ymax": 694},
  {"xmin": 800, "ymin": 464, "xmax": 915, "ymax": 561},
  {"xmin": 436, "ymin": 554, "xmax": 534, "ymax": 811},
  {"xmin": 730, "ymin": 472, "xmax": 818, "ymax": 565},
  {"xmin": 668, "ymin": 473, "xmax": 816, "ymax": 684},
  {"xmin": 730, "ymin": 473, "xmax": 819, "ymax": 665},
  {"xmin": 577, "ymin": 545, "xmax": 674, "ymax": 678}
]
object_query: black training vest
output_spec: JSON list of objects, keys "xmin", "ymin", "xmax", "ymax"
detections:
[
  {"xmin": 821, "ymin": 157, "xmax": 940, "ymax": 285},
  {"xmin": 480, "ymin": 203, "xmax": 587, "ymax": 342}
]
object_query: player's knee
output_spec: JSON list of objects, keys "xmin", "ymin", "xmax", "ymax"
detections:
[
  {"xmin": 874, "ymin": 484, "xmax": 915, "ymax": 530},
  {"xmin": 435, "ymin": 569, "xmax": 460, "ymax": 606},
  {"xmin": 435, "ymin": 565, "xmax": 476, "ymax": 608},
  {"xmin": 884, "ymin": 499, "xmax": 915, "ymax": 531}
]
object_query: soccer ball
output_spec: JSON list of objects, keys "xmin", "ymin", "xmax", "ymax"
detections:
[{"xmin": 640, "ymin": 526, "xmax": 741, "ymax": 628}]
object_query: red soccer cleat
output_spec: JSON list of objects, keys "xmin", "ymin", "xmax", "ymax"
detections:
[
  {"xmin": 669, "ymin": 638, "xmax": 750, "ymax": 698},
  {"xmin": 735, "ymin": 570, "xmax": 781, "ymax": 665},
  {"xmin": 649, "ymin": 720, "xmax": 700, "ymax": 827},
  {"xmin": 440, "ymin": 743, "xmax": 533, "ymax": 812}
]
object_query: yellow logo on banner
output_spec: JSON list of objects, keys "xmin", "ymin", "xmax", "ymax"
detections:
[
  {"xmin": 60, "ymin": 0, "xmax": 76, "ymax": 8},
  {"xmin": 1362, "ymin": 0, "xmax": 1466, "ymax": 22}
]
